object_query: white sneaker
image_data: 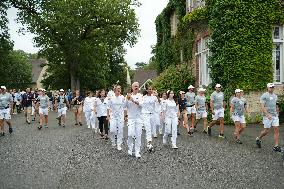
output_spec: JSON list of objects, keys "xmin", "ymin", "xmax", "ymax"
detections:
[
  {"xmin": 117, "ymin": 145, "xmax": 122, "ymax": 151},
  {"xmin": 112, "ymin": 143, "xmax": 116, "ymax": 147},
  {"xmin": 147, "ymin": 143, "xmax": 153, "ymax": 151},
  {"xmin": 153, "ymin": 134, "xmax": 158, "ymax": 138},
  {"xmin": 135, "ymin": 152, "xmax": 141, "ymax": 158},
  {"xmin": 87, "ymin": 124, "xmax": 90, "ymax": 129},
  {"xmin": 128, "ymin": 150, "xmax": 132, "ymax": 156},
  {"xmin": 159, "ymin": 129, "xmax": 163, "ymax": 135},
  {"xmin": 172, "ymin": 144, "xmax": 178, "ymax": 149},
  {"xmin": 163, "ymin": 137, "xmax": 167, "ymax": 144}
]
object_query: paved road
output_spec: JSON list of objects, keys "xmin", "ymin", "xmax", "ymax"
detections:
[{"xmin": 0, "ymin": 111, "xmax": 283, "ymax": 189}]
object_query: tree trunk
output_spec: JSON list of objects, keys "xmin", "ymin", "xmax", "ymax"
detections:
[{"xmin": 70, "ymin": 60, "xmax": 80, "ymax": 91}]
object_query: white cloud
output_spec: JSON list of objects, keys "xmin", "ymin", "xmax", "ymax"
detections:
[{"xmin": 7, "ymin": 0, "xmax": 169, "ymax": 67}]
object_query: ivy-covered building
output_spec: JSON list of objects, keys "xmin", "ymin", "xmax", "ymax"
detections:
[{"xmin": 155, "ymin": 0, "xmax": 284, "ymax": 91}]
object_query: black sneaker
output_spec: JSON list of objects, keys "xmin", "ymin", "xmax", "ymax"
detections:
[
  {"xmin": 207, "ymin": 126, "xmax": 211, "ymax": 136},
  {"xmin": 188, "ymin": 131, "xmax": 193, "ymax": 137},
  {"xmin": 38, "ymin": 126, "xmax": 42, "ymax": 130},
  {"xmin": 62, "ymin": 124, "xmax": 65, "ymax": 128},
  {"xmin": 75, "ymin": 123, "xmax": 78, "ymax": 126},
  {"xmin": 256, "ymin": 138, "xmax": 261, "ymax": 148},
  {"xmin": 1, "ymin": 132, "xmax": 5, "ymax": 136},
  {"xmin": 273, "ymin": 146, "xmax": 281, "ymax": 152},
  {"xmin": 79, "ymin": 122, "xmax": 82, "ymax": 126},
  {"xmin": 236, "ymin": 139, "xmax": 242, "ymax": 144},
  {"xmin": 9, "ymin": 127, "xmax": 13, "ymax": 134}
]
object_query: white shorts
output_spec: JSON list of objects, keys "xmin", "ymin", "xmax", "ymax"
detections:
[
  {"xmin": 39, "ymin": 107, "xmax": 48, "ymax": 116},
  {"xmin": 232, "ymin": 115, "xmax": 246, "ymax": 124},
  {"xmin": 186, "ymin": 106, "xmax": 196, "ymax": 114},
  {"xmin": 263, "ymin": 116, "xmax": 279, "ymax": 128},
  {"xmin": 0, "ymin": 108, "xmax": 11, "ymax": 120},
  {"xmin": 196, "ymin": 110, "xmax": 207, "ymax": 119},
  {"xmin": 212, "ymin": 108, "xmax": 224, "ymax": 120},
  {"xmin": 58, "ymin": 107, "xmax": 67, "ymax": 117}
]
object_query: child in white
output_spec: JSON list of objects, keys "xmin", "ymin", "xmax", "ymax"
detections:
[
  {"xmin": 83, "ymin": 91, "xmax": 97, "ymax": 129},
  {"xmin": 107, "ymin": 85, "xmax": 126, "ymax": 151},
  {"xmin": 141, "ymin": 86, "xmax": 158, "ymax": 151},
  {"xmin": 163, "ymin": 91, "xmax": 179, "ymax": 149},
  {"xmin": 126, "ymin": 82, "xmax": 143, "ymax": 158}
]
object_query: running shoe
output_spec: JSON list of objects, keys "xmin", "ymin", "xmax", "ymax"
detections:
[
  {"xmin": 207, "ymin": 126, "xmax": 211, "ymax": 136},
  {"xmin": 104, "ymin": 135, "xmax": 109, "ymax": 141},
  {"xmin": 62, "ymin": 124, "xmax": 65, "ymax": 128},
  {"xmin": 44, "ymin": 125, "xmax": 48, "ymax": 128},
  {"xmin": 172, "ymin": 144, "xmax": 178, "ymax": 149},
  {"xmin": 117, "ymin": 145, "xmax": 122, "ymax": 151},
  {"xmin": 273, "ymin": 146, "xmax": 281, "ymax": 152},
  {"xmin": 38, "ymin": 126, "xmax": 42, "ymax": 130},
  {"xmin": 128, "ymin": 150, "xmax": 133, "ymax": 156},
  {"xmin": 256, "ymin": 137, "xmax": 261, "ymax": 148},
  {"xmin": 79, "ymin": 122, "xmax": 82, "ymax": 126},
  {"xmin": 147, "ymin": 143, "xmax": 153, "ymax": 152},
  {"xmin": 188, "ymin": 131, "xmax": 193, "ymax": 137},
  {"xmin": 218, "ymin": 134, "xmax": 225, "ymax": 139},
  {"xmin": 135, "ymin": 152, "xmax": 141, "ymax": 158},
  {"xmin": 9, "ymin": 127, "xmax": 13, "ymax": 134},
  {"xmin": 75, "ymin": 123, "xmax": 78, "ymax": 126},
  {"xmin": 153, "ymin": 134, "xmax": 158, "ymax": 138},
  {"xmin": 236, "ymin": 139, "xmax": 242, "ymax": 144}
]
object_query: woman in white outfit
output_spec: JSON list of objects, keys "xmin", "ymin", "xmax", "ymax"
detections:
[
  {"xmin": 107, "ymin": 85, "xmax": 126, "ymax": 151},
  {"xmin": 141, "ymin": 85, "xmax": 159, "ymax": 151},
  {"xmin": 152, "ymin": 90, "xmax": 161, "ymax": 138},
  {"xmin": 163, "ymin": 90, "xmax": 180, "ymax": 149},
  {"xmin": 126, "ymin": 82, "xmax": 143, "ymax": 158},
  {"xmin": 159, "ymin": 92, "xmax": 167, "ymax": 135},
  {"xmin": 83, "ymin": 91, "xmax": 96, "ymax": 129},
  {"xmin": 96, "ymin": 89, "xmax": 109, "ymax": 140}
]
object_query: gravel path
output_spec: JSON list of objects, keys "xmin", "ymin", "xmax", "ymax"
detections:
[{"xmin": 0, "ymin": 111, "xmax": 283, "ymax": 189}]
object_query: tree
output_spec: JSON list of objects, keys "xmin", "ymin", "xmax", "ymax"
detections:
[
  {"xmin": 135, "ymin": 62, "xmax": 147, "ymax": 70},
  {"xmin": 0, "ymin": 50, "xmax": 32, "ymax": 89},
  {"xmin": 6, "ymin": 0, "xmax": 140, "ymax": 90}
]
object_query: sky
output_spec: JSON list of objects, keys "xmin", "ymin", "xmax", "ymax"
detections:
[{"xmin": 7, "ymin": 0, "xmax": 169, "ymax": 69}]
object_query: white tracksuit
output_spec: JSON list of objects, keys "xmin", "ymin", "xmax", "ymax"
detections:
[
  {"xmin": 163, "ymin": 99, "xmax": 179, "ymax": 146},
  {"xmin": 159, "ymin": 99, "xmax": 167, "ymax": 134},
  {"xmin": 83, "ymin": 97, "xmax": 97, "ymax": 129},
  {"xmin": 108, "ymin": 95, "xmax": 126, "ymax": 147},
  {"xmin": 153, "ymin": 101, "xmax": 161, "ymax": 136},
  {"xmin": 126, "ymin": 93, "xmax": 143, "ymax": 156},
  {"xmin": 141, "ymin": 95, "xmax": 158, "ymax": 143}
]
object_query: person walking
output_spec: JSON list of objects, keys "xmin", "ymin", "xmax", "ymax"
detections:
[
  {"xmin": 195, "ymin": 87, "xmax": 208, "ymax": 134},
  {"xmin": 162, "ymin": 90, "xmax": 180, "ymax": 149},
  {"xmin": 83, "ymin": 91, "xmax": 96, "ymax": 129},
  {"xmin": 126, "ymin": 82, "xmax": 143, "ymax": 158},
  {"xmin": 96, "ymin": 89, "xmax": 109, "ymax": 139},
  {"xmin": 107, "ymin": 85, "xmax": 126, "ymax": 151},
  {"xmin": 0, "ymin": 86, "xmax": 13, "ymax": 136},
  {"xmin": 21, "ymin": 88, "xmax": 34, "ymax": 124},
  {"xmin": 141, "ymin": 85, "xmax": 159, "ymax": 151},
  {"xmin": 178, "ymin": 91, "xmax": 188, "ymax": 130},
  {"xmin": 185, "ymin": 85, "xmax": 196, "ymax": 136},
  {"xmin": 36, "ymin": 89, "xmax": 50, "ymax": 130},
  {"xmin": 15, "ymin": 89, "xmax": 22, "ymax": 114},
  {"xmin": 55, "ymin": 89, "xmax": 69, "ymax": 127},
  {"xmin": 256, "ymin": 83, "xmax": 281, "ymax": 152},
  {"xmin": 159, "ymin": 92, "xmax": 167, "ymax": 135},
  {"xmin": 207, "ymin": 84, "xmax": 226, "ymax": 138},
  {"xmin": 72, "ymin": 90, "xmax": 84, "ymax": 126}
]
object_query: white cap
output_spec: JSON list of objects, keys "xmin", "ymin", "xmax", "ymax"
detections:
[
  {"xmin": 267, "ymin": 83, "xmax": 275, "ymax": 88},
  {"xmin": 198, "ymin": 88, "xmax": 206, "ymax": 92},
  {"xmin": 179, "ymin": 91, "xmax": 185, "ymax": 94},
  {"xmin": 235, "ymin": 89, "xmax": 241, "ymax": 93},
  {"xmin": 215, "ymin": 84, "xmax": 221, "ymax": 88},
  {"xmin": 59, "ymin": 89, "xmax": 64, "ymax": 92},
  {"xmin": 0, "ymin": 86, "xmax": 6, "ymax": 90},
  {"xmin": 188, "ymin": 85, "xmax": 195, "ymax": 89},
  {"xmin": 240, "ymin": 89, "xmax": 243, "ymax": 92}
]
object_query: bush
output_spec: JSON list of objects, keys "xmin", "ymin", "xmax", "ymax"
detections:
[{"xmin": 153, "ymin": 64, "xmax": 195, "ymax": 94}]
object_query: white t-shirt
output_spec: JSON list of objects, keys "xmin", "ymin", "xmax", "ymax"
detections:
[
  {"xmin": 126, "ymin": 93, "xmax": 143, "ymax": 119},
  {"xmin": 108, "ymin": 95, "xmax": 126, "ymax": 119},
  {"xmin": 83, "ymin": 97, "xmax": 96, "ymax": 112},
  {"xmin": 141, "ymin": 95, "xmax": 158, "ymax": 114},
  {"xmin": 96, "ymin": 97, "xmax": 109, "ymax": 117},
  {"xmin": 163, "ymin": 99, "xmax": 178, "ymax": 118}
]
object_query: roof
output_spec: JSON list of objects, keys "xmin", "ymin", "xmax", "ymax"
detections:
[
  {"xmin": 133, "ymin": 69, "xmax": 158, "ymax": 85},
  {"xmin": 29, "ymin": 59, "xmax": 47, "ymax": 83}
]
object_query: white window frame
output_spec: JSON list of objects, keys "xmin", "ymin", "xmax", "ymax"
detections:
[
  {"xmin": 196, "ymin": 37, "xmax": 211, "ymax": 86},
  {"xmin": 186, "ymin": 0, "xmax": 205, "ymax": 13},
  {"xmin": 272, "ymin": 26, "xmax": 284, "ymax": 84}
]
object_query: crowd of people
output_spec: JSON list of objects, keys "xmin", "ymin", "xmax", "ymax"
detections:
[{"xmin": 0, "ymin": 81, "xmax": 281, "ymax": 158}]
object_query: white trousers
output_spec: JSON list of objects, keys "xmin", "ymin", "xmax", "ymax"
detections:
[
  {"xmin": 143, "ymin": 113, "xmax": 156, "ymax": 142},
  {"xmin": 84, "ymin": 111, "xmax": 97, "ymax": 128},
  {"xmin": 127, "ymin": 118, "xmax": 143, "ymax": 154},
  {"xmin": 163, "ymin": 117, "xmax": 178, "ymax": 146},
  {"xmin": 109, "ymin": 117, "xmax": 124, "ymax": 146}
]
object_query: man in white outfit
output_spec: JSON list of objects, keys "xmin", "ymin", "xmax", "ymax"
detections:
[
  {"xmin": 107, "ymin": 85, "xmax": 126, "ymax": 151},
  {"xmin": 126, "ymin": 82, "xmax": 143, "ymax": 158}
]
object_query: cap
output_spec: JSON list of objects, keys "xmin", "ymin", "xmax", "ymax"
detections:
[
  {"xmin": 198, "ymin": 88, "xmax": 206, "ymax": 92},
  {"xmin": 215, "ymin": 84, "xmax": 221, "ymax": 88},
  {"xmin": 235, "ymin": 89, "xmax": 241, "ymax": 93},
  {"xmin": 59, "ymin": 89, "xmax": 64, "ymax": 92},
  {"xmin": 179, "ymin": 91, "xmax": 185, "ymax": 94},
  {"xmin": 188, "ymin": 85, "xmax": 195, "ymax": 89},
  {"xmin": 267, "ymin": 83, "xmax": 275, "ymax": 88},
  {"xmin": 0, "ymin": 86, "xmax": 6, "ymax": 90},
  {"xmin": 240, "ymin": 89, "xmax": 243, "ymax": 92}
]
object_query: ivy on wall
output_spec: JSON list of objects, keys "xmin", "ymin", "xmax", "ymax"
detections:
[{"xmin": 155, "ymin": 0, "xmax": 284, "ymax": 95}]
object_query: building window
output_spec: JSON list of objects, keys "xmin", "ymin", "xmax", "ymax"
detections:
[
  {"xmin": 170, "ymin": 11, "xmax": 178, "ymax": 37},
  {"xmin": 272, "ymin": 26, "xmax": 284, "ymax": 83},
  {"xmin": 196, "ymin": 37, "xmax": 211, "ymax": 86},
  {"xmin": 186, "ymin": 0, "xmax": 205, "ymax": 13}
]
